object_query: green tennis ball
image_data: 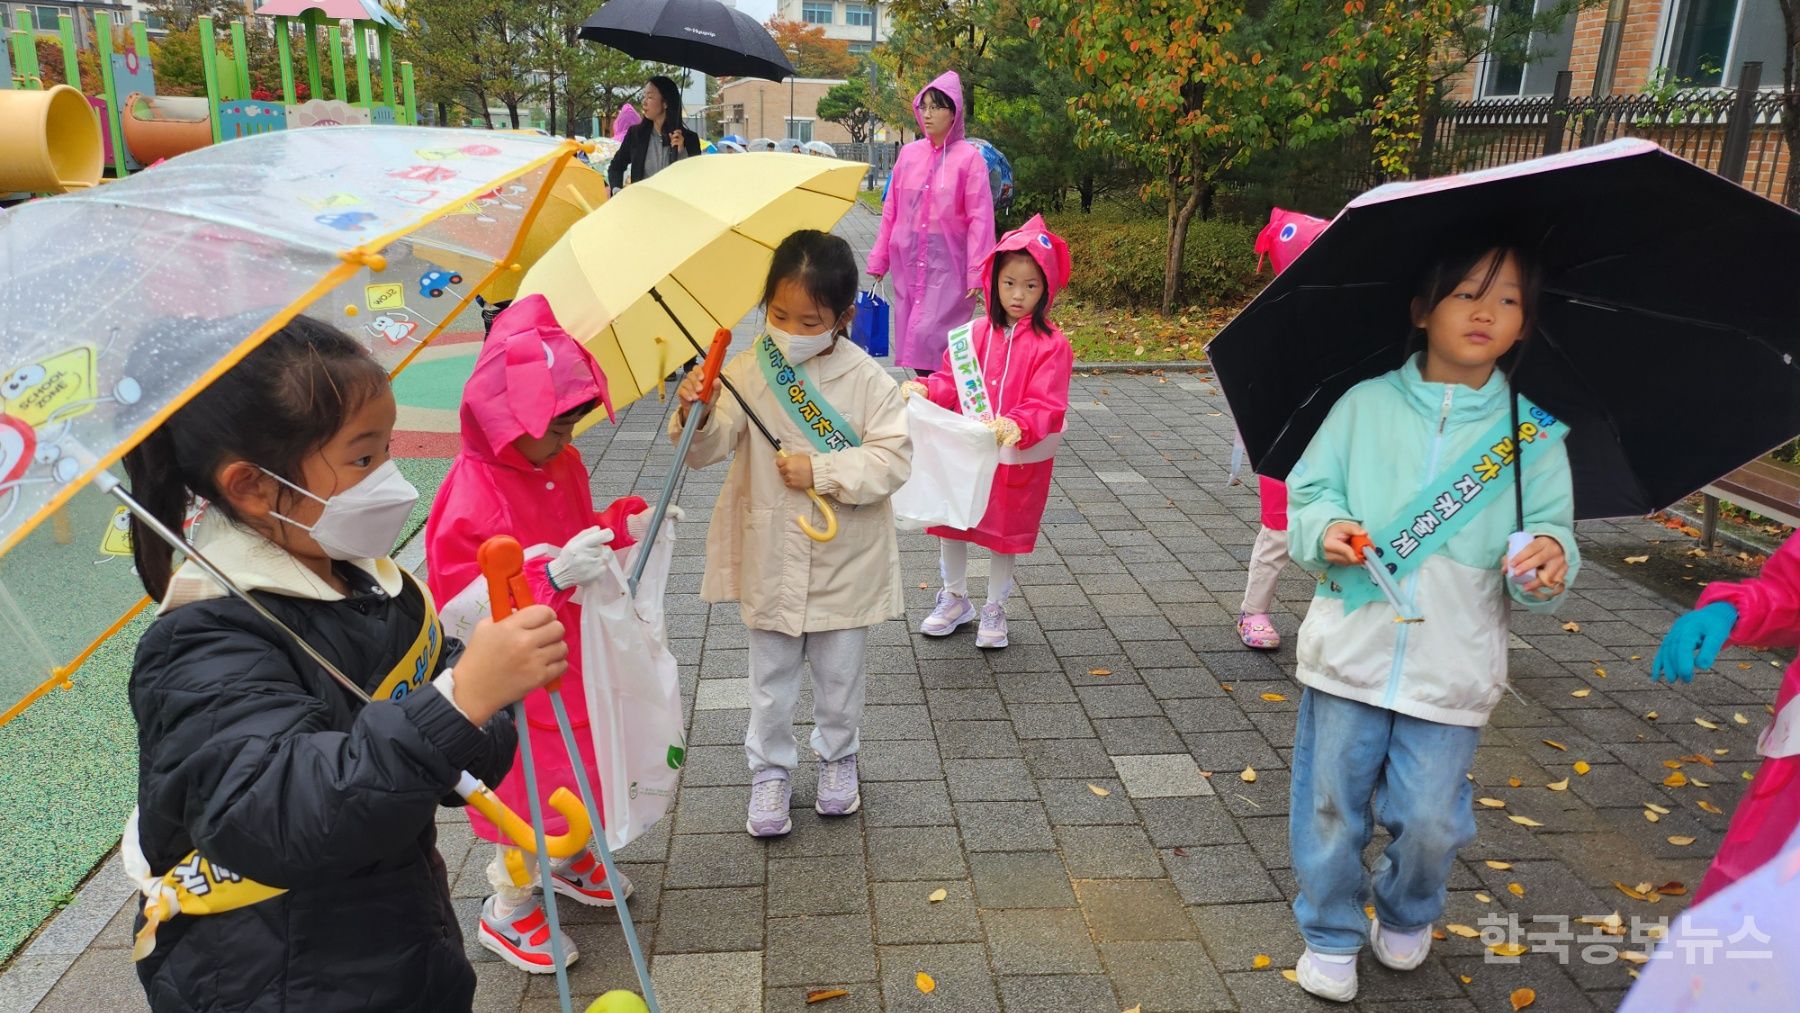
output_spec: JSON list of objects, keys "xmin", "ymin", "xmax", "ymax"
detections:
[{"xmin": 585, "ymin": 992, "xmax": 650, "ymax": 1013}]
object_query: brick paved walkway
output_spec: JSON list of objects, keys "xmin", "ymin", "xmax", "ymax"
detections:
[{"xmin": 6, "ymin": 206, "xmax": 1783, "ymax": 1013}]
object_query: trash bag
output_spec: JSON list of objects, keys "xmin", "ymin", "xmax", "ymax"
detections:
[
  {"xmin": 850, "ymin": 287, "xmax": 890, "ymax": 358},
  {"xmin": 582, "ymin": 518, "xmax": 685, "ymax": 851},
  {"xmin": 891, "ymin": 396, "xmax": 997, "ymax": 531}
]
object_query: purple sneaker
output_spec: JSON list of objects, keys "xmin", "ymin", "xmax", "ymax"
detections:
[
  {"xmin": 815, "ymin": 754, "xmax": 861, "ymax": 816},
  {"xmin": 976, "ymin": 602, "xmax": 1009, "ymax": 649},
  {"xmin": 920, "ymin": 590, "xmax": 975, "ymax": 636},
  {"xmin": 746, "ymin": 768, "xmax": 793, "ymax": 837}
]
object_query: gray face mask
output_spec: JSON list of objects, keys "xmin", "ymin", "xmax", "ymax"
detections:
[{"xmin": 263, "ymin": 460, "xmax": 419, "ymax": 561}]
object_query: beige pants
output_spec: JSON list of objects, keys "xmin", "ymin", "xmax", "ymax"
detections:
[{"xmin": 1241, "ymin": 525, "xmax": 1290, "ymax": 615}]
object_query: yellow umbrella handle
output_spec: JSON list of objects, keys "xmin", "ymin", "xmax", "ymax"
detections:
[
  {"xmin": 776, "ymin": 448, "xmax": 839, "ymax": 542},
  {"xmin": 466, "ymin": 784, "xmax": 592, "ymax": 860}
]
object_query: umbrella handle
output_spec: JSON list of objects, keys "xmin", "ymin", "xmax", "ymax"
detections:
[
  {"xmin": 777, "ymin": 450, "xmax": 839, "ymax": 542},
  {"xmin": 479, "ymin": 535, "xmax": 563, "ymax": 692},
  {"xmin": 462, "ymin": 780, "xmax": 592, "ymax": 861}
]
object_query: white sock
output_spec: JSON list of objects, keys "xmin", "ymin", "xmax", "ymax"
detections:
[
  {"xmin": 1312, "ymin": 951, "xmax": 1356, "ymax": 964},
  {"xmin": 940, "ymin": 540, "xmax": 969, "ymax": 597},
  {"xmin": 986, "ymin": 552, "xmax": 1018, "ymax": 606}
]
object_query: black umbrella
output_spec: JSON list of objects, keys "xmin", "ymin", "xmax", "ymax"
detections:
[
  {"xmin": 1208, "ymin": 139, "xmax": 1800, "ymax": 520},
  {"xmin": 582, "ymin": 0, "xmax": 796, "ymax": 82}
]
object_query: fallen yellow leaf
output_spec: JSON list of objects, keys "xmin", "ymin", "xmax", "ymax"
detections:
[
  {"xmin": 1478, "ymin": 797, "xmax": 1507, "ymax": 809},
  {"xmin": 1241, "ymin": 766, "xmax": 1258, "ymax": 783},
  {"xmin": 1088, "ymin": 668, "xmax": 1112, "ymax": 677},
  {"xmin": 1644, "ymin": 810, "xmax": 1661, "ymax": 823},
  {"xmin": 1744, "ymin": 771, "xmax": 1755, "ymax": 781},
  {"xmin": 1715, "ymin": 748, "xmax": 1730, "ymax": 755},
  {"xmin": 1561, "ymin": 621, "xmax": 1581, "ymax": 632},
  {"xmin": 1573, "ymin": 761, "xmax": 1591, "ymax": 775},
  {"xmin": 1571, "ymin": 688, "xmax": 1592, "ymax": 698},
  {"xmin": 1365, "ymin": 905, "xmax": 1375, "ymax": 919},
  {"xmin": 1461, "ymin": 974, "xmax": 1474, "ymax": 984},
  {"xmin": 1122, "ymin": 1006, "xmax": 1142, "ymax": 1013},
  {"xmin": 1476, "ymin": 892, "xmax": 1494, "ymax": 902},
  {"xmin": 1446, "ymin": 923, "xmax": 1481, "ymax": 938},
  {"xmin": 915, "ymin": 972, "xmax": 935, "ymax": 994},
  {"xmin": 806, "ymin": 988, "xmax": 851, "ymax": 1004},
  {"xmin": 1547, "ymin": 778, "xmax": 1569, "ymax": 791},
  {"xmin": 1615, "ymin": 882, "xmax": 1652, "ymax": 901},
  {"xmin": 1509, "ymin": 815, "xmax": 1544, "ymax": 827},
  {"xmin": 928, "ymin": 888, "xmax": 948, "ymax": 903},
  {"xmin": 1664, "ymin": 772, "xmax": 1688, "ymax": 788},
  {"xmin": 1734, "ymin": 713, "xmax": 1749, "ymax": 725},
  {"xmin": 1624, "ymin": 555, "xmax": 1649, "ymax": 564},
  {"xmin": 1692, "ymin": 777, "xmax": 1711, "ymax": 787},
  {"xmin": 1543, "ymin": 739, "xmax": 1567, "ymax": 751},
  {"xmin": 1696, "ymin": 718, "xmax": 1721, "ymax": 730},
  {"xmin": 1508, "ymin": 882, "xmax": 1526, "ymax": 897},
  {"xmin": 1508, "ymin": 777, "xmax": 1523, "ymax": 788},
  {"xmin": 1667, "ymin": 835, "xmax": 1696, "ymax": 846},
  {"xmin": 1663, "ymin": 760, "xmax": 1685, "ymax": 769},
  {"xmin": 1485, "ymin": 860, "xmax": 1513, "ymax": 870},
  {"xmin": 1512, "ymin": 986, "xmax": 1537, "ymax": 1010},
  {"xmin": 1699, "ymin": 800, "xmax": 1724, "ymax": 815},
  {"xmin": 918, "ymin": 582, "xmax": 929, "ymax": 589},
  {"xmin": 1088, "ymin": 783, "xmax": 1111, "ymax": 797},
  {"xmin": 1645, "ymin": 802, "xmax": 1671, "ymax": 814},
  {"xmin": 1260, "ymin": 692, "xmax": 1287, "ymax": 702},
  {"xmin": 1490, "ymin": 942, "xmax": 1529, "ymax": 957},
  {"xmin": 1594, "ymin": 667, "xmax": 1608, "ymax": 678},
  {"xmin": 1646, "ymin": 711, "xmax": 1660, "ymax": 720},
  {"xmin": 1681, "ymin": 753, "xmax": 1716, "ymax": 767},
  {"xmin": 1621, "ymin": 951, "xmax": 1649, "ymax": 965},
  {"xmin": 1281, "ymin": 969, "xmax": 1298, "ymax": 983},
  {"xmin": 1252, "ymin": 954, "xmax": 1271, "ymax": 969},
  {"xmin": 1658, "ymin": 881, "xmax": 1688, "ymax": 896}
]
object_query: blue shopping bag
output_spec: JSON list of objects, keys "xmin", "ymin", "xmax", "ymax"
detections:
[{"xmin": 850, "ymin": 288, "xmax": 890, "ymax": 358}]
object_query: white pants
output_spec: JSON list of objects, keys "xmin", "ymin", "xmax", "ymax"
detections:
[
  {"xmin": 939, "ymin": 539, "xmax": 1020, "ymax": 604},
  {"xmin": 1241, "ymin": 525, "xmax": 1290, "ymax": 615},
  {"xmin": 745, "ymin": 626, "xmax": 870, "ymax": 773},
  {"xmin": 486, "ymin": 845, "xmax": 537, "ymax": 908}
]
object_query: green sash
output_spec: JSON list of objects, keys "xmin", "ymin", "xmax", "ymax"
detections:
[
  {"xmin": 756, "ymin": 334, "xmax": 862, "ymax": 453},
  {"xmin": 1317, "ymin": 397, "xmax": 1568, "ymax": 613}
]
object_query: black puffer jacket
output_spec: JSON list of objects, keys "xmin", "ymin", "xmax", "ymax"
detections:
[{"xmin": 131, "ymin": 567, "xmax": 515, "ymax": 1013}]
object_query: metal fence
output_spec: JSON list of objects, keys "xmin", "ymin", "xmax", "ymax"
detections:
[
  {"xmin": 1421, "ymin": 64, "xmax": 1793, "ymax": 207},
  {"xmin": 832, "ymin": 141, "xmax": 901, "ymax": 190}
]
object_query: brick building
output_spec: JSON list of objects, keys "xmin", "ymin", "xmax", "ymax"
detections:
[
  {"xmin": 719, "ymin": 76, "xmax": 857, "ymax": 145},
  {"xmin": 1436, "ymin": 0, "xmax": 1791, "ymax": 203}
]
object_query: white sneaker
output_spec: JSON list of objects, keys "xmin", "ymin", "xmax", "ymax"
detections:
[
  {"xmin": 1295, "ymin": 948, "xmax": 1358, "ymax": 1003},
  {"xmin": 1369, "ymin": 915, "xmax": 1431, "ymax": 971}
]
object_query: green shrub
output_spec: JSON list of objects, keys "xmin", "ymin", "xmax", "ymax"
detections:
[{"xmin": 1047, "ymin": 212, "xmax": 1259, "ymax": 310}]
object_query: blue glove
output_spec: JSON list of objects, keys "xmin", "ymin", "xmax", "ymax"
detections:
[{"xmin": 1651, "ymin": 602, "xmax": 1738, "ymax": 683}]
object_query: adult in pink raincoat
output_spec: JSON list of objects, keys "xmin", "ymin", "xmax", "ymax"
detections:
[
  {"xmin": 1236, "ymin": 207, "xmax": 1329, "ymax": 650},
  {"xmin": 909, "ymin": 214, "xmax": 1072, "ymax": 649},
  {"xmin": 867, "ymin": 70, "xmax": 996, "ymax": 374},
  {"xmin": 1654, "ymin": 529, "xmax": 1800, "ymax": 902},
  {"xmin": 424, "ymin": 295, "xmax": 647, "ymax": 972}
]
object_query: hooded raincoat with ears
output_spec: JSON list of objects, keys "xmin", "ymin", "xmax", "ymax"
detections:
[
  {"xmin": 867, "ymin": 70, "xmax": 997, "ymax": 372},
  {"xmin": 921, "ymin": 214, "xmax": 1073, "ymax": 554},
  {"xmin": 424, "ymin": 294, "xmax": 643, "ymax": 843}
]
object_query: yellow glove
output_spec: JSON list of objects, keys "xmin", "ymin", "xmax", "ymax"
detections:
[
  {"xmin": 901, "ymin": 380, "xmax": 928, "ymax": 400},
  {"xmin": 986, "ymin": 416, "xmax": 1022, "ymax": 447}
]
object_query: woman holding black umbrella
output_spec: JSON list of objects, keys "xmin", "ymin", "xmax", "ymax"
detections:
[{"xmin": 608, "ymin": 76, "xmax": 701, "ymax": 191}]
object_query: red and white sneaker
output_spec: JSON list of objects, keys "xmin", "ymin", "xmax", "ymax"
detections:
[
  {"xmin": 550, "ymin": 850, "xmax": 634, "ymax": 908},
  {"xmin": 478, "ymin": 894, "xmax": 580, "ymax": 974}
]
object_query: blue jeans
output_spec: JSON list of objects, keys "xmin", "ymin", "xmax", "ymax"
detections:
[{"xmin": 1289, "ymin": 687, "xmax": 1481, "ymax": 953}]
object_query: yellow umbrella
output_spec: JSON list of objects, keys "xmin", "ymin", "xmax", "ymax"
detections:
[
  {"xmin": 423, "ymin": 159, "xmax": 610, "ymax": 305},
  {"xmin": 516, "ymin": 152, "xmax": 867, "ymax": 420}
]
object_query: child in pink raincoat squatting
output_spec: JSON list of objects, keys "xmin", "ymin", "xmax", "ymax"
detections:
[
  {"xmin": 867, "ymin": 70, "xmax": 996, "ymax": 376},
  {"xmin": 424, "ymin": 296, "xmax": 649, "ymax": 975},
  {"xmin": 1235, "ymin": 208, "xmax": 1330, "ymax": 651},
  {"xmin": 906, "ymin": 215, "xmax": 1073, "ymax": 648},
  {"xmin": 1654, "ymin": 529, "xmax": 1800, "ymax": 901}
]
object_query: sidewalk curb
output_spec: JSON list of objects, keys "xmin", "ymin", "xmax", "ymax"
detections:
[{"xmin": 1077, "ymin": 361, "xmax": 1211, "ymax": 374}]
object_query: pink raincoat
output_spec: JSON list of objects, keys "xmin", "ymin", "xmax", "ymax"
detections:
[
  {"xmin": 424, "ymin": 295, "xmax": 641, "ymax": 842},
  {"xmin": 1248, "ymin": 207, "xmax": 1330, "ymax": 530},
  {"xmin": 1692, "ymin": 531, "xmax": 1800, "ymax": 900},
  {"xmin": 921, "ymin": 214, "xmax": 1072, "ymax": 554},
  {"xmin": 612, "ymin": 103, "xmax": 641, "ymax": 141},
  {"xmin": 868, "ymin": 70, "xmax": 996, "ymax": 372}
]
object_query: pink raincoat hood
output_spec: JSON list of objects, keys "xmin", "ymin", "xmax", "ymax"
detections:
[
  {"xmin": 1254, "ymin": 207, "xmax": 1329, "ymax": 276},
  {"xmin": 461, "ymin": 294, "xmax": 612, "ymax": 468},
  {"xmin": 981, "ymin": 213, "xmax": 1071, "ymax": 308},
  {"xmin": 912, "ymin": 70, "xmax": 966, "ymax": 147},
  {"xmin": 613, "ymin": 103, "xmax": 641, "ymax": 140}
]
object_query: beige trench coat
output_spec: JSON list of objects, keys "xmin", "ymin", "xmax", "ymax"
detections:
[{"xmin": 671, "ymin": 339, "xmax": 912, "ymax": 635}]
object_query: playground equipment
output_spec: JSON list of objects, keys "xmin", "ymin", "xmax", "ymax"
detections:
[{"xmin": 1, "ymin": 1, "xmax": 419, "ymax": 200}]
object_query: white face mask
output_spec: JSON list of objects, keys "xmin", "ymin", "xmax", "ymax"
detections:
[
  {"xmin": 766, "ymin": 322, "xmax": 837, "ymax": 363},
  {"xmin": 263, "ymin": 459, "xmax": 420, "ymax": 561}
]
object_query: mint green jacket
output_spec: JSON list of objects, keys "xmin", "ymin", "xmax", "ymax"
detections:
[{"xmin": 1287, "ymin": 354, "xmax": 1581, "ymax": 727}]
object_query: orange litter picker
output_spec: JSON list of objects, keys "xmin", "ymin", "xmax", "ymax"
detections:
[
  {"xmin": 1348, "ymin": 531, "xmax": 1424, "ymax": 624},
  {"xmin": 478, "ymin": 536, "xmax": 660, "ymax": 1013}
]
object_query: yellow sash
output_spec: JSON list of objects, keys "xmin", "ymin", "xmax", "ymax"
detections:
[{"xmin": 134, "ymin": 573, "xmax": 445, "ymax": 961}]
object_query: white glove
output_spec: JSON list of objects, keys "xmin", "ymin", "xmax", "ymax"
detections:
[
  {"xmin": 626, "ymin": 506, "xmax": 685, "ymax": 544},
  {"xmin": 546, "ymin": 526, "xmax": 615, "ymax": 591},
  {"xmin": 901, "ymin": 380, "xmax": 928, "ymax": 400}
]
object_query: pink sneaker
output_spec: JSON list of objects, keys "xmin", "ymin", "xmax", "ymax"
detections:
[{"xmin": 1238, "ymin": 612, "xmax": 1280, "ymax": 650}]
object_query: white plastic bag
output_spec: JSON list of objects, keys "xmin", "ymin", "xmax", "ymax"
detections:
[
  {"xmin": 582, "ymin": 520, "xmax": 685, "ymax": 851},
  {"xmin": 891, "ymin": 396, "xmax": 999, "ymax": 531}
]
